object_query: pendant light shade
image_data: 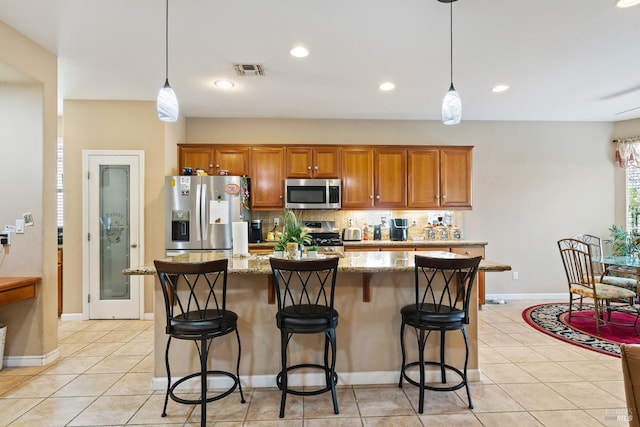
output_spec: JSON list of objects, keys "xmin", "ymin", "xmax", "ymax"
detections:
[
  {"xmin": 440, "ymin": 0, "xmax": 461, "ymax": 125},
  {"xmin": 158, "ymin": 79, "xmax": 179, "ymax": 122},
  {"xmin": 157, "ymin": 0, "xmax": 178, "ymax": 122},
  {"xmin": 442, "ymin": 83, "xmax": 461, "ymax": 125}
]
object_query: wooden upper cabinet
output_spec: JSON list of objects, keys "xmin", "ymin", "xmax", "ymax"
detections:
[
  {"xmin": 179, "ymin": 145, "xmax": 215, "ymax": 175},
  {"xmin": 440, "ymin": 147, "xmax": 472, "ymax": 208},
  {"xmin": 374, "ymin": 148, "xmax": 406, "ymax": 208},
  {"xmin": 250, "ymin": 147, "xmax": 285, "ymax": 210},
  {"xmin": 408, "ymin": 148, "xmax": 440, "ymax": 208},
  {"xmin": 214, "ymin": 147, "xmax": 250, "ymax": 176},
  {"xmin": 285, "ymin": 147, "xmax": 340, "ymax": 178},
  {"xmin": 341, "ymin": 148, "xmax": 374, "ymax": 208},
  {"xmin": 407, "ymin": 147, "xmax": 472, "ymax": 209}
]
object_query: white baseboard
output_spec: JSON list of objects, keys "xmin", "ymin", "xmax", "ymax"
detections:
[
  {"xmin": 3, "ymin": 348, "xmax": 60, "ymax": 368},
  {"xmin": 60, "ymin": 313, "xmax": 154, "ymax": 321},
  {"xmin": 60, "ymin": 313, "xmax": 84, "ymax": 321},
  {"xmin": 486, "ymin": 293, "xmax": 565, "ymax": 302},
  {"xmin": 150, "ymin": 369, "xmax": 481, "ymax": 391}
]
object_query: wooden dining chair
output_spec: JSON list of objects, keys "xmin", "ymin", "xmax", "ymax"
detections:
[{"xmin": 557, "ymin": 238, "xmax": 638, "ymax": 336}]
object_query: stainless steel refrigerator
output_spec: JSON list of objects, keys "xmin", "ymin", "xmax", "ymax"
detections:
[{"xmin": 164, "ymin": 175, "xmax": 249, "ymax": 254}]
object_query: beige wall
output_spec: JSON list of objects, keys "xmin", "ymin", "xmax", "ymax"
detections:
[
  {"xmin": 0, "ymin": 21, "xmax": 58, "ymax": 358},
  {"xmin": 62, "ymin": 100, "xmax": 184, "ymax": 315}
]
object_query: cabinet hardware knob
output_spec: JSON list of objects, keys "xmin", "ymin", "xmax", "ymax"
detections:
[
  {"xmin": 435, "ymin": 195, "xmax": 440, "ymax": 199},
  {"xmin": 442, "ymin": 195, "xmax": 447, "ymax": 200},
  {"xmin": 209, "ymin": 164, "xmax": 214, "ymax": 168},
  {"xmin": 376, "ymin": 195, "xmax": 380, "ymax": 199},
  {"xmin": 279, "ymin": 195, "xmax": 283, "ymax": 199},
  {"xmin": 314, "ymin": 166, "xmax": 319, "ymax": 170},
  {"xmin": 370, "ymin": 195, "xmax": 374, "ymax": 199},
  {"xmin": 307, "ymin": 166, "xmax": 311, "ymax": 170},
  {"xmin": 215, "ymin": 164, "xmax": 220, "ymax": 168}
]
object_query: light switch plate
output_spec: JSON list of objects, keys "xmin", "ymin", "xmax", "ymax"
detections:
[{"xmin": 15, "ymin": 219, "xmax": 25, "ymax": 234}]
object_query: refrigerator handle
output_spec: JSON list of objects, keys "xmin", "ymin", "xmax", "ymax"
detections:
[
  {"xmin": 196, "ymin": 183, "xmax": 202, "ymax": 242},
  {"xmin": 201, "ymin": 183, "xmax": 208, "ymax": 240}
]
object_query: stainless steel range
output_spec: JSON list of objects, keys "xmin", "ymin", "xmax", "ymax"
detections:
[{"xmin": 301, "ymin": 220, "xmax": 344, "ymax": 253}]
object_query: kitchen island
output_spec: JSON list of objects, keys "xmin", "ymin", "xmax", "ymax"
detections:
[{"xmin": 124, "ymin": 251, "xmax": 510, "ymax": 390}]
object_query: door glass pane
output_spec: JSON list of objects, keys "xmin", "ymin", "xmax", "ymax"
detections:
[{"xmin": 99, "ymin": 165, "xmax": 130, "ymax": 300}]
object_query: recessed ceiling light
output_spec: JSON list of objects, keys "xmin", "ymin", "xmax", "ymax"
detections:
[
  {"xmin": 379, "ymin": 82, "xmax": 396, "ymax": 91},
  {"xmin": 616, "ymin": 0, "xmax": 640, "ymax": 8},
  {"xmin": 214, "ymin": 80, "xmax": 235, "ymax": 89},
  {"xmin": 290, "ymin": 46, "xmax": 309, "ymax": 58},
  {"xmin": 491, "ymin": 84, "xmax": 509, "ymax": 93}
]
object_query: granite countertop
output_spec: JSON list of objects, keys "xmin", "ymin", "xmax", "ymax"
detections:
[{"xmin": 123, "ymin": 250, "xmax": 510, "ymax": 276}]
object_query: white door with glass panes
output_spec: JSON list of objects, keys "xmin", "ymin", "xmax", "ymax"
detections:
[{"xmin": 84, "ymin": 151, "xmax": 144, "ymax": 319}]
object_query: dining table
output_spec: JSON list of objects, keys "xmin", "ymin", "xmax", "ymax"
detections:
[{"xmin": 595, "ymin": 255, "xmax": 640, "ymax": 292}]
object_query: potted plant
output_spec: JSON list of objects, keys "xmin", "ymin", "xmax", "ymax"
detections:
[
  {"xmin": 605, "ymin": 225, "xmax": 640, "ymax": 256},
  {"xmin": 280, "ymin": 210, "xmax": 311, "ymax": 258},
  {"xmin": 273, "ymin": 243, "xmax": 285, "ymax": 258},
  {"xmin": 306, "ymin": 244, "xmax": 319, "ymax": 258}
]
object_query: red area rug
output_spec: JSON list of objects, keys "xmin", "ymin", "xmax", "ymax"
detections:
[{"xmin": 522, "ymin": 303, "xmax": 640, "ymax": 357}]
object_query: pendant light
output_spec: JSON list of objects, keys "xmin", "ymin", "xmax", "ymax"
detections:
[
  {"xmin": 157, "ymin": 0, "xmax": 179, "ymax": 122},
  {"xmin": 439, "ymin": 0, "xmax": 461, "ymax": 125}
]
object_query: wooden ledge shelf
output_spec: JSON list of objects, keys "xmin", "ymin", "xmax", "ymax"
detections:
[{"xmin": 0, "ymin": 277, "xmax": 40, "ymax": 306}]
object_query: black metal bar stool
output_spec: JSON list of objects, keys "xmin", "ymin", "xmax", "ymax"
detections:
[
  {"xmin": 269, "ymin": 256, "xmax": 340, "ymax": 418},
  {"xmin": 154, "ymin": 259, "xmax": 245, "ymax": 427},
  {"xmin": 398, "ymin": 254, "xmax": 481, "ymax": 413}
]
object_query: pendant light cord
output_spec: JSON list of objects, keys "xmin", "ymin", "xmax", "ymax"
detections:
[
  {"xmin": 449, "ymin": 1, "xmax": 453, "ymax": 85},
  {"xmin": 164, "ymin": 0, "xmax": 169, "ymax": 81}
]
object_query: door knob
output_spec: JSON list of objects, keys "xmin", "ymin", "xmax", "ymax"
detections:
[{"xmin": 130, "ymin": 243, "xmax": 138, "ymax": 248}]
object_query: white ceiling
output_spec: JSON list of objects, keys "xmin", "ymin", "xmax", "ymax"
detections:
[{"xmin": 1, "ymin": 0, "xmax": 640, "ymax": 122}]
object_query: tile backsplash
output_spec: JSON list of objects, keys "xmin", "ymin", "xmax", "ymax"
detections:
[{"xmin": 249, "ymin": 209, "xmax": 464, "ymax": 240}]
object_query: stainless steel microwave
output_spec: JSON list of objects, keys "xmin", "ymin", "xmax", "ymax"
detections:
[{"xmin": 285, "ymin": 178, "xmax": 341, "ymax": 209}]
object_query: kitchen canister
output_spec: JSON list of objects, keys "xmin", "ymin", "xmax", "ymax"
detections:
[{"xmin": 425, "ymin": 226, "xmax": 436, "ymax": 240}]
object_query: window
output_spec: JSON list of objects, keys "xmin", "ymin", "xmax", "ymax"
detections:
[{"xmin": 626, "ymin": 166, "xmax": 640, "ymax": 233}]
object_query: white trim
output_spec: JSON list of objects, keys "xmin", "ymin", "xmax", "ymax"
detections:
[
  {"xmin": 143, "ymin": 312, "xmax": 154, "ymax": 321},
  {"xmin": 150, "ymin": 369, "xmax": 481, "ymax": 391},
  {"xmin": 3, "ymin": 348, "xmax": 60, "ymax": 368},
  {"xmin": 486, "ymin": 293, "xmax": 565, "ymax": 301},
  {"xmin": 59, "ymin": 313, "xmax": 84, "ymax": 322}
]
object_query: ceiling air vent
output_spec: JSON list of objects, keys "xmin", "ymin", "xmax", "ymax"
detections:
[{"xmin": 233, "ymin": 64, "xmax": 265, "ymax": 76}]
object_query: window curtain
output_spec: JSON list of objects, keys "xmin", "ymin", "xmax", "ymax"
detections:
[{"xmin": 614, "ymin": 136, "xmax": 640, "ymax": 169}]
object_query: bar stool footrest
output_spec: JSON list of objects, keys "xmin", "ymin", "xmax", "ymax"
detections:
[
  {"xmin": 276, "ymin": 363, "xmax": 338, "ymax": 396},
  {"xmin": 401, "ymin": 361, "xmax": 467, "ymax": 392},
  {"xmin": 168, "ymin": 370, "xmax": 240, "ymax": 405}
]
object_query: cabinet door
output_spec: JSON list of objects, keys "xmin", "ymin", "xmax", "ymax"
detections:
[
  {"xmin": 341, "ymin": 148, "xmax": 374, "ymax": 208},
  {"xmin": 440, "ymin": 148, "xmax": 472, "ymax": 208},
  {"xmin": 285, "ymin": 147, "xmax": 313, "ymax": 178},
  {"xmin": 407, "ymin": 148, "xmax": 440, "ymax": 208},
  {"xmin": 313, "ymin": 147, "xmax": 340, "ymax": 178},
  {"xmin": 178, "ymin": 146, "xmax": 215, "ymax": 175},
  {"xmin": 251, "ymin": 147, "xmax": 285, "ymax": 210},
  {"xmin": 285, "ymin": 147, "xmax": 340, "ymax": 178},
  {"xmin": 214, "ymin": 147, "xmax": 250, "ymax": 176},
  {"xmin": 374, "ymin": 148, "xmax": 406, "ymax": 208}
]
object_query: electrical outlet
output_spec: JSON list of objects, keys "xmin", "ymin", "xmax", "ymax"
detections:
[
  {"xmin": 273, "ymin": 217, "xmax": 279, "ymax": 226},
  {"xmin": 512, "ymin": 272, "xmax": 519, "ymax": 280},
  {"xmin": 411, "ymin": 218, "xmax": 417, "ymax": 226}
]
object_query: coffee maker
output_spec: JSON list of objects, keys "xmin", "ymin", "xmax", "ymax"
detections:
[
  {"xmin": 390, "ymin": 218, "xmax": 408, "ymax": 241},
  {"xmin": 249, "ymin": 219, "xmax": 263, "ymax": 243}
]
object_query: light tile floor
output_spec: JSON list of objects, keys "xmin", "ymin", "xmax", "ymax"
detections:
[{"xmin": 0, "ymin": 300, "xmax": 631, "ymax": 426}]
